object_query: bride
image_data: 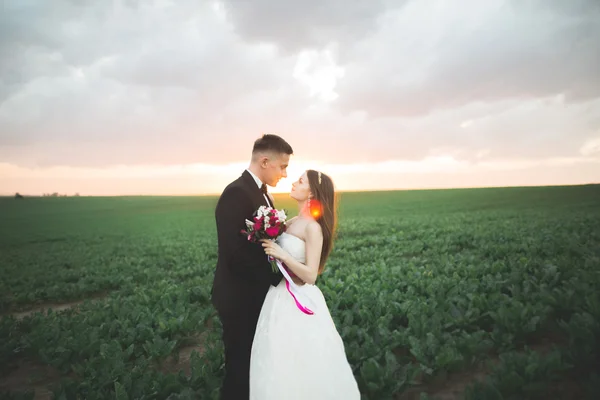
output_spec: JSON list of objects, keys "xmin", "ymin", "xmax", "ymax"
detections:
[{"xmin": 250, "ymin": 170, "xmax": 360, "ymax": 399}]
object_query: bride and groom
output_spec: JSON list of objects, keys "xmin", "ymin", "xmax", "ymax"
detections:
[{"xmin": 211, "ymin": 134, "xmax": 360, "ymax": 399}]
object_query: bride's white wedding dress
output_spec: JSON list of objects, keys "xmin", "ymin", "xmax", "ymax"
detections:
[{"xmin": 250, "ymin": 232, "xmax": 361, "ymax": 399}]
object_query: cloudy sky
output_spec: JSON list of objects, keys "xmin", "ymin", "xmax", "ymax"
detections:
[{"xmin": 1, "ymin": 0, "xmax": 599, "ymax": 195}]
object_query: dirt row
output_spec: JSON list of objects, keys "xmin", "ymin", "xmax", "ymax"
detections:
[
  {"xmin": 397, "ymin": 339, "xmax": 581, "ymax": 400},
  {"xmin": 0, "ymin": 298, "xmax": 209, "ymax": 399},
  {"xmin": 2, "ymin": 292, "xmax": 109, "ymax": 321},
  {"xmin": 1, "ymin": 297, "xmax": 107, "ymax": 399}
]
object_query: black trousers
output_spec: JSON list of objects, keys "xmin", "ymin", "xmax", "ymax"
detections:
[{"xmin": 217, "ymin": 300, "xmax": 262, "ymax": 400}]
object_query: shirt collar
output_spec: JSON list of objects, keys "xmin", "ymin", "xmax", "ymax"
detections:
[{"xmin": 246, "ymin": 169, "xmax": 264, "ymax": 189}]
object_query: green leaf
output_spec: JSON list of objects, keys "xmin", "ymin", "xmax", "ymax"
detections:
[{"xmin": 114, "ymin": 382, "xmax": 129, "ymax": 400}]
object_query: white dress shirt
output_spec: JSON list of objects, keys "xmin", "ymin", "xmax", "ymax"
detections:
[{"xmin": 246, "ymin": 169, "xmax": 272, "ymax": 207}]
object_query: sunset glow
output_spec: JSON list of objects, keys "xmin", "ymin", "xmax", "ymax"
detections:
[{"xmin": 1, "ymin": 152, "xmax": 599, "ymax": 196}]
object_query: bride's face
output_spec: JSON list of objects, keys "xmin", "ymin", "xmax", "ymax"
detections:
[{"xmin": 290, "ymin": 171, "xmax": 312, "ymax": 201}]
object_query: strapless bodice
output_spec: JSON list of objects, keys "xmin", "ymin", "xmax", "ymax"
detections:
[{"xmin": 276, "ymin": 232, "xmax": 306, "ymax": 263}]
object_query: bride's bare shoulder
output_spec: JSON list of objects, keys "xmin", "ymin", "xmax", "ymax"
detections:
[{"xmin": 304, "ymin": 219, "xmax": 322, "ymax": 238}]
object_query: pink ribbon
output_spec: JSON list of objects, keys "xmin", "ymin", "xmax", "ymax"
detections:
[
  {"xmin": 272, "ymin": 258, "xmax": 316, "ymax": 315},
  {"xmin": 285, "ymin": 279, "xmax": 314, "ymax": 315}
]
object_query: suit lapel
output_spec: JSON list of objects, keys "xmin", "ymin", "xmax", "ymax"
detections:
[{"xmin": 241, "ymin": 170, "xmax": 273, "ymax": 209}]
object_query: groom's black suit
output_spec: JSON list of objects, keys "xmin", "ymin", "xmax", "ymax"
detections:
[{"xmin": 211, "ymin": 170, "xmax": 281, "ymax": 400}]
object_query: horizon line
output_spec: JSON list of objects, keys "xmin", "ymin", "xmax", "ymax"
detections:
[{"xmin": 2, "ymin": 182, "xmax": 598, "ymax": 198}]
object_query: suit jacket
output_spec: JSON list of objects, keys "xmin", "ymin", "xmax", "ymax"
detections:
[{"xmin": 211, "ymin": 170, "xmax": 282, "ymax": 316}]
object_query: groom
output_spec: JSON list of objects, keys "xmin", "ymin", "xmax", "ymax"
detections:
[{"xmin": 211, "ymin": 134, "xmax": 293, "ymax": 399}]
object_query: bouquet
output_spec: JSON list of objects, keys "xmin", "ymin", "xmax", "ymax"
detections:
[
  {"xmin": 241, "ymin": 205, "xmax": 287, "ymax": 273},
  {"xmin": 241, "ymin": 205, "xmax": 316, "ymax": 315}
]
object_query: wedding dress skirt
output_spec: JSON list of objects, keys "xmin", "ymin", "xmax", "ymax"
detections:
[{"xmin": 250, "ymin": 233, "xmax": 360, "ymax": 399}]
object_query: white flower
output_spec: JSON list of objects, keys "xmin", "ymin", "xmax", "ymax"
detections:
[
  {"xmin": 257, "ymin": 205, "xmax": 272, "ymax": 218},
  {"xmin": 245, "ymin": 219, "xmax": 254, "ymax": 228},
  {"xmin": 277, "ymin": 209, "xmax": 287, "ymax": 221}
]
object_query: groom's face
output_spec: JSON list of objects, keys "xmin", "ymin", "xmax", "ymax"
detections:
[{"xmin": 264, "ymin": 152, "xmax": 290, "ymax": 187}]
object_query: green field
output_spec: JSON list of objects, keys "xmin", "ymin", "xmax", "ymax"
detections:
[{"xmin": 1, "ymin": 185, "xmax": 600, "ymax": 399}]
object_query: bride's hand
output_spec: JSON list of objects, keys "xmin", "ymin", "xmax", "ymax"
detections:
[{"xmin": 261, "ymin": 239, "xmax": 289, "ymax": 262}]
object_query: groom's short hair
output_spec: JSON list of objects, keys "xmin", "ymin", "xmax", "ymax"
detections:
[{"xmin": 252, "ymin": 134, "xmax": 293, "ymax": 157}]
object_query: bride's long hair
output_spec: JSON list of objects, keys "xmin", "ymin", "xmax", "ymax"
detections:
[{"xmin": 307, "ymin": 170, "xmax": 338, "ymax": 274}]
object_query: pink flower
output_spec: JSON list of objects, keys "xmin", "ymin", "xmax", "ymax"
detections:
[{"xmin": 266, "ymin": 226, "xmax": 279, "ymax": 237}]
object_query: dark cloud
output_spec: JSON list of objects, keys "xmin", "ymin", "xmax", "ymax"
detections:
[{"xmin": 219, "ymin": 0, "xmax": 399, "ymax": 54}]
